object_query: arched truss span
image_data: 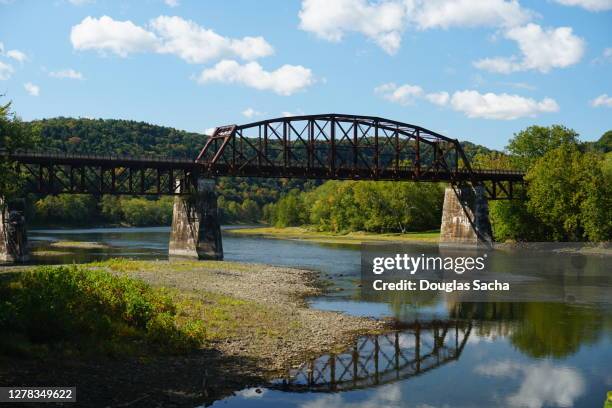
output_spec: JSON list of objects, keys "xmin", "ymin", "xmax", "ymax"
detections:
[{"xmin": 196, "ymin": 114, "xmax": 524, "ymax": 199}]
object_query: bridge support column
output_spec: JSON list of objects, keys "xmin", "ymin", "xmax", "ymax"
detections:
[
  {"xmin": 168, "ymin": 179, "xmax": 223, "ymax": 260},
  {"xmin": 440, "ymin": 185, "xmax": 493, "ymax": 245},
  {"xmin": 0, "ymin": 198, "xmax": 29, "ymax": 263}
]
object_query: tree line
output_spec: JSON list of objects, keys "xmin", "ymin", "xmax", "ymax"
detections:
[
  {"xmin": 2, "ymin": 103, "xmax": 610, "ymax": 240},
  {"xmin": 474, "ymin": 126, "xmax": 611, "ymax": 241}
]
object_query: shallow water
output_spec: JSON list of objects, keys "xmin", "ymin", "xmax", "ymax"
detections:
[{"xmin": 26, "ymin": 227, "xmax": 612, "ymax": 408}]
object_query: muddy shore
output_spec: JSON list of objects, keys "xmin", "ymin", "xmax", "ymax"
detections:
[{"xmin": 0, "ymin": 260, "xmax": 386, "ymax": 407}]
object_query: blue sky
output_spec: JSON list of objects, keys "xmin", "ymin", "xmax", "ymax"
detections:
[{"xmin": 0, "ymin": 0, "xmax": 610, "ymax": 149}]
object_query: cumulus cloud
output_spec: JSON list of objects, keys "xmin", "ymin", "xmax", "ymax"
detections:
[
  {"xmin": 70, "ymin": 15, "xmax": 274, "ymax": 63},
  {"xmin": 299, "ymin": 0, "xmax": 406, "ymax": 54},
  {"xmin": 242, "ymin": 107, "xmax": 263, "ymax": 118},
  {"xmin": 71, "ymin": 16, "xmax": 158, "ymax": 57},
  {"xmin": 24, "ymin": 82, "xmax": 40, "ymax": 96},
  {"xmin": 408, "ymin": 0, "xmax": 532, "ymax": 30},
  {"xmin": 298, "ymin": 0, "xmax": 533, "ymax": 54},
  {"xmin": 282, "ymin": 109, "xmax": 305, "ymax": 117},
  {"xmin": 301, "ymin": 383, "xmax": 403, "ymax": 408},
  {"xmin": 0, "ymin": 61, "xmax": 14, "ymax": 80},
  {"xmin": 450, "ymin": 90, "xmax": 559, "ymax": 119},
  {"xmin": 6, "ymin": 49, "xmax": 27, "ymax": 62},
  {"xmin": 425, "ymin": 91, "xmax": 450, "ymax": 106},
  {"xmin": 375, "ymin": 82, "xmax": 559, "ymax": 119},
  {"xmin": 591, "ymin": 94, "xmax": 612, "ymax": 107},
  {"xmin": 474, "ymin": 23, "xmax": 585, "ymax": 73},
  {"xmin": 49, "ymin": 68, "xmax": 84, "ymax": 80},
  {"xmin": 150, "ymin": 16, "xmax": 273, "ymax": 63},
  {"xmin": 164, "ymin": 0, "xmax": 179, "ymax": 7},
  {"xmin": 374, "ymin": 82, "xmax": 423, "ymax": 105},
  {"xmin": 554, "ymin": 0, "xmax": 612, "ymax": 11},
  {"xmin": 196, "ymin": 60, "xmax": 314, "ymax": 95},
  {"xmin": 475, "ymin": 360, "xmax": 585, "ymax": 408}
]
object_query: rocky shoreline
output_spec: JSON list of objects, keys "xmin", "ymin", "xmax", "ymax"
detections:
[{"xmin": 0, "ymin": 260, "xmax": 386, "ymax": 407}]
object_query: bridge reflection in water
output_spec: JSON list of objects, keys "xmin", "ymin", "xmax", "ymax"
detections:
[{"xmin": 272, "ymin": 320, "xmax": 471, "ymax": 393}]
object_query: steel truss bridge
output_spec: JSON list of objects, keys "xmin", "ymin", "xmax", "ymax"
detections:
[
  {"xmin": 272, "ymin": 320, "xmax": 472, "ymax": 393},
  {"xmin": 5, "ymin": 114, "xmax": 525, "ymax": 200}
]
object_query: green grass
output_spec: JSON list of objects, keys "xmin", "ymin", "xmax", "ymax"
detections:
[
  {"xmin": 91, "ymin": 257, "xmax": 256, "ymax": 273},
  {"xmin": 228, "ymin": 226, "xmax": 440, "ymax": 245},
  {"xmin": 0, "ymin": 265, "xmax": 205, "ymax": 358}
]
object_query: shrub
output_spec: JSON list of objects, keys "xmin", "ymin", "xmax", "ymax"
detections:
[{"xmin": 0, "ymin": 266, "xmax": 203, "ymax": 355}]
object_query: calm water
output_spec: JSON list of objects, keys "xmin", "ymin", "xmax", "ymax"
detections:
[{"xmin": 27, "ymin": 227, "xmax": 612, "ymax": 408}]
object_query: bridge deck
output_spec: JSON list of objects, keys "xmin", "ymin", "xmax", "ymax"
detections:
[{"xmin": 6, "ymin": 150, "xmax": 525, "ymax": 198}]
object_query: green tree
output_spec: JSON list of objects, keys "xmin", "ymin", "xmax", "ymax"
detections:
[
  {"xmin": 507, "ymin": 125, "xmax": 579, "ymax": 169},
  {"xmin": 526, "ymin": 145, "xmax": 611, "ymax": 241},
  {"xmin": 0, "ymin": 101, "xmax": 35, "ymax": 204}
]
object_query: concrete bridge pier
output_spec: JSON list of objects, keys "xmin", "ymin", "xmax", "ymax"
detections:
[
  {"xmin": 0, "ymin": 198, "xmax": 30, "ymax": 263},
  {"xmin": 168, "ymin": 179, "xmax": 223, "ymax": 260},
  {"xmin": 440, "ymin": 185, "xmax": 493, "ymax": 246}
]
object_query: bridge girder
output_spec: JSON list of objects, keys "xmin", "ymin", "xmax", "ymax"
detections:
[
  {"xmin": 4, "ymin": 114, "xmax": 525, "ymax": 200},
  {"xmin": 196, "ymin": 114, "xmax": 524, "ymax": 199}
]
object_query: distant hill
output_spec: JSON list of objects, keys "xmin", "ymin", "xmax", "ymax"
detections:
[
  {"xmin": 585, "ymin": 130, "xmax": 612, "ymax": 153},
  {"xmin": 25, "ymin": 117, "xmax": 497, "ymax": 160},
  {"xmin": 27, "ymin": 117, "xmax": 204, "ymax": 158}
]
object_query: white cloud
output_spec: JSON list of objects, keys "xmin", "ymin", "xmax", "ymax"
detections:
[
  {"xmin": 149, "ymin": 16, "xmax": 273, "ymax": 63},
  {"xmin": 475, "ymin": 360, "xmax": 585, "ymax": 408},
  {"xmin": 242, "ymin": 107, "xmax": 263, "ymax": 118},
  {"xmin": 301, "ymin": 383, "xmax": 403, "ymax": 408},
  {"xmin": 474, "ymin": 23, "xmax": 585, "ymax": 73},
  {"xmin": 164, "ymin": 0, "xmax": 179, "ymax": 7},
  {"xmin": 196, "ymin": 60, "xmax": 314, "ymax": 95},
  {"xmin": 282, "ymin": 109, "xmax": 305, "ymax": 117},
  {"xmin": 6, "ymin": 49, "xmax": 27, "ymax": 62},
  {"xmin": 0, "ymin": 61, "xmax": 14, "ymax": 80},
  {"xmin": 450, "ymin": 90, "xmax": 559, "ymax": 119},
  {"xmin": 0, "ymin": 42, "xmax": 4, "ymax": 54},
  {"xmin": 204, "ymin": 127, "xmax": 216, "ymax": 135},
  {"xmin": 605, "ymin": 48, "xmax": 612, "ymax": 58},
  {"xmin": 236, "ymin": 388, "xmax": 265, "ymax": 398},
  {"xmin": 409, "ymin": 0, "xmax": 532, "ymax": 30},
  {"xmin": 425, "ymin": 91, "xmax": 450, "ymax": 106},
  {"xmin": 299, "ymin": 0, "xmax": 406, "ymax": 54},
  {"xmin": 554, "ymin": 0, "xmax": 612, "ymax": 11},
  {"xmin": 374, "ymin": 82, "xmax": 423, "ymax": 105},
  {"xmin": 49, "ymin": 68, "xmax": 84, "ymax": 80},
  {"xmin": 24, "ymin": 82, "xmax": 40, "ymax": 96},
  {"xmin": 71, "ymin": 16, "xmax": 158, "ymax": 57},
  {"xmin": 591, "ymin": 93, "xmax": 612, "ymax": 107},
  {"xmin": 375, "ymin": 83, "xmax": 557, "ymax": 119},
  {"xmin": 298, "ymin": 0, "xmax": 533, "ymax": 54},
  {"xmin": 70, "ymin": 15, "xmax": 274, "ymax": 64}
]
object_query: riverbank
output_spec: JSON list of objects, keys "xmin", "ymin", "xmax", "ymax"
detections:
[
  {"xmin": 0, "ymin": 259, "xmax": 386, "ymax": 407},
  {"xmin": 226, "ymin": 226, "xmax": 440, "ymax": 245}
]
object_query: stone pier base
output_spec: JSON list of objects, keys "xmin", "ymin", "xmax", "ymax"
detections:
[
  {"xmin": 0, "ymin": 199, "xmax": 29, "ymax": 263},
  {"xmin": 439, "ymin": 185, "xmax": 493, "ymax": 245},
  {"xmin": 168, "ymin": 179, "xmax": 223, "ymax": 260}
]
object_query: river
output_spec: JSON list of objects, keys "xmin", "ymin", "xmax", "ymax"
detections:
[{"xmin": 28, "ymin": 226, "xmax": 612, "ymax": 408}]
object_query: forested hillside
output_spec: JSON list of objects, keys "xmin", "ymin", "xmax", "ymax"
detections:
[
  {"xmin": 22, "ymin": 118, "xmax": 316, "ymax": 226},
  {"xmin": 20, "ymin": 117, "xmax": 609, "ymax": 240},
  {"xmin": 19, "ymin": 117, "xmax": 497, "ymax": 227}
]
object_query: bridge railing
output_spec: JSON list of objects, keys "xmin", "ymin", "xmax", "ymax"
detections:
[{"xmin": 9, "ymin": 149, "xmax": 196, "ymax": 164}]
